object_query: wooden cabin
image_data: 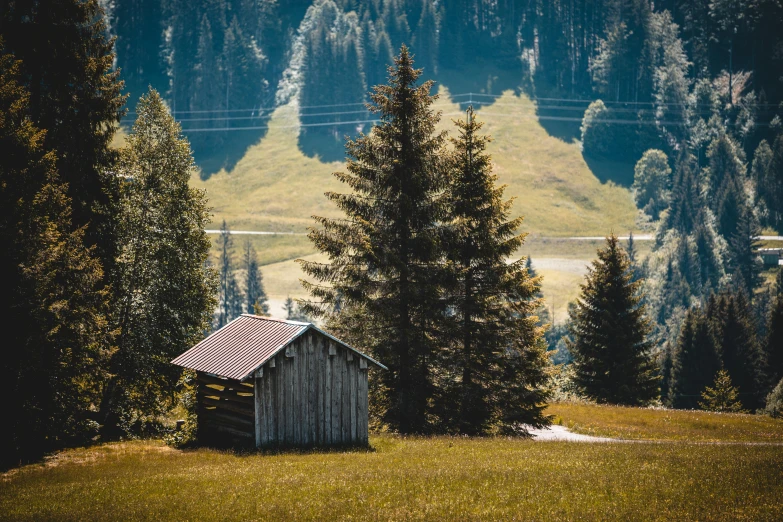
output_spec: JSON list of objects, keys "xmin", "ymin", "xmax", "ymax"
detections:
[{"xmin": 171, "ymin": 314, "xmax": 386, "ymax": 448}]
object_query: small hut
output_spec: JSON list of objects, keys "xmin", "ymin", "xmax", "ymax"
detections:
[{"xmin": 171, "ymin": 314, "xmax": 386, "ymax": 448}]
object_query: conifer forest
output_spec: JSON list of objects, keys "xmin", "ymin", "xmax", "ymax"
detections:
[{"xmin": 1, "ymin": 1, "xmax": 783, "ymax": 519}]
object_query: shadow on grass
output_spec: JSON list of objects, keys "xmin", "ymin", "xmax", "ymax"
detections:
[
  {"xmin": 436, "ymin": 64, "xmax": 525, "ymax": 111},
  {"xmin": 184, "ymin": 439, "xmax": 375, "ymax": 457},
  {"xmin": 192, "ymin": 126, "xmax": 270, "ymax": 179},
  {"xmin": 297, "ymin": 127, "xmax": 350, "ymax": 163},
  {"xmin": 583, "ymin": 154, "xmax": 636, "ymax": 187}
]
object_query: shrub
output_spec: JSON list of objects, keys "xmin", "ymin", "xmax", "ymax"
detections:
[
  {"xmin": 633, "ymin": 149, "xmax": 671, "ymax": 220},
  {"xmin": 766, "ymin": 378, "xmax": 783, "ymax": 418}
]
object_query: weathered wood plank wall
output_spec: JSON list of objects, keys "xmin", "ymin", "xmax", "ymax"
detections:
[{"xmin": 253, "ymin": 331, "xmax": 369, "ymax": 447}]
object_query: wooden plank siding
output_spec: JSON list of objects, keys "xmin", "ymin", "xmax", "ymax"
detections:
[{"xmin": 252, "ymin": 330, "xmax": 369, "ymax": 447}]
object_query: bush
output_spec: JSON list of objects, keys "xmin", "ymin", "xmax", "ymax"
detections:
[
  {"xmin": 633, "ymin": 149, "xmax": 671, "ymax": 220},
  {"xmin": 766, "ymin": 378, "xmax": 783, "ymax": 418}
]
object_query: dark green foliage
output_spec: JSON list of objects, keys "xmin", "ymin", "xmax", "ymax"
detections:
[
  {"xmin": 706, "ymin": 133, "xmax": 747, "ymax": 240},
  {"xmin": 669, "ymin": 307, "xmax": 721, "ymax": 409},
  {"xmin": 727, "ymin": 206, "xmax": 762, "ymax": 296},
  {"xmin": 437, "ymin": 107, "xmax": 550, "ymax": 435},
  {"xmin": 215, "ymin": 220, "xmax": 244, "ymax": 329},
  {"xmin": 101, "ymin": 89, "xmax": 218, "ymax": 436},
  {"xmin": 766, "ymin": 270, "xmax": 783, "ymax": 388},
  {"xmin": 0, "ymin": 50, "xmax": 108, "ymax": 466},
  {"xmin": 754, "ymin": 136, "xmax": 783, "ymax": 229},
  {"xmin": 708, "ymin": 290, "xmax": 766, "ymax": 410},
  {"xmin": 567, "ymin": 234, "xmax": 660, "ymax": 405},
  {"xmin": 244, "ymin": 241, "xmax": 269, "ymax": 315},
  {"xmin": 300, "ymin": 47, "xmax": 447, "ymax": 433},
  {"xmin": 0, "ymin": 0, "xmax": 126, "ymax": 272}
]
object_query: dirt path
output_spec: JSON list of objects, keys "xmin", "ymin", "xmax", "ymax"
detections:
[{"xmin": 527, "ymin": 425, "xmax": 783, "ymax": 445}]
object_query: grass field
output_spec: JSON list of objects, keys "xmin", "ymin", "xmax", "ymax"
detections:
[
  {"xmin": 192, "ymin": 88, "xmax": 640, "ymax": 237},
  {"xmin": 2, "ymin": 436, "xmax": 781, "ymax": 521},
  {"xmin": 548, "ymin": 402, "xmax": 783, "ymax": 443}
]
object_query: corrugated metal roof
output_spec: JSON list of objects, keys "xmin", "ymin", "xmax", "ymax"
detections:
[{"xmin": 171, "ymin": 315, "xmax": 386, "ymax": 380}]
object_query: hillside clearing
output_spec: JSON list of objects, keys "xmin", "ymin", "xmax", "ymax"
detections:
[
  {"xmin": 2, "ymin": 437, "xmax": 781, "ymax": 521},
  {"xmin": 191, "ymin": 89, "xmax": 640, "ymax": 237}
]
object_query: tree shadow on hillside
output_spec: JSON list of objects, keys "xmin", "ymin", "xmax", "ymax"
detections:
[
  {"xmin": 298, "ymin": 127, "xmax": 351, "ymax": 163},
  {"xmin": 583, "ymin": 154, "xmax": 636, "ymax": 187},
  {"xmin": 436, "ymin": 65, "xmax": 525, "ymax": 111},
  {"xmin": 534, "ymin": 104, "xmax": 583, "ymax": 143},
  {"xmin": 192, "ymin": 125, "xmax": 271, "ymax": 180}
]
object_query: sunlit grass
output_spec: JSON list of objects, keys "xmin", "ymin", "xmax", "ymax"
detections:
[
  {"xmin": 548, "ymin": 402, "xmax": 783, "ymax": 443},
  {"xmin": 191, "ymin": 89, "xmax": 640, "ymax": 237},
  {"xmin": 2, "ymin": 437, "xmax": 781, "ymax": 521}
]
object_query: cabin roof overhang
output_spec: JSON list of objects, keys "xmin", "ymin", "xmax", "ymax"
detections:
[{"xmin": 171, "ymin": 314, "xmax": 387, "ymax": 381}]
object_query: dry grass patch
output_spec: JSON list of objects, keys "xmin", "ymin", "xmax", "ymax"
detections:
[{"xmin": 548, "ymin": 402, "xmax": 783, "ymax": 443}]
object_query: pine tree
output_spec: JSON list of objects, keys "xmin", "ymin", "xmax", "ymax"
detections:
[
  {"xmin": 100, "ymin": 88, "xmax": 218, "ymax": 435},
  {"xmin": 727, "ymin": 206, "xmax": 762, "ymax": 296},
  {"xmin": 0, "ymin": 0, "xmax": 127, "ymax": 271},
  {"xmin": 705, "ymin": 133, "xmax": 747, "ymax": 239},
  {"xmin": 709, "ymin": 290, "xmax": 766, "ymax": 410},
  {"xmin": 439, "ymin": 107, "xmax": 550, "ymax": 435},
  {"xmin": 669, "ymin": 307, "xmax": 722, "ymax": 409},
  {"xmin": 698, "ymin": 369, "xmax": 746, "ymax": 413},
  {"xmin": 567, "ymin": 234, "xmax": 660, "ymax": 405},
  {"xmin": 244, "ymin": 240, "xmax": 269, "ymax": 315},
  {"xmin": 766, "ymin": 269, "xmax": 783, "ymax": 388},
  {"xmin": 300, "ymin": 46, "xmax": 447, "ymax": 433},
  {"xmin": 215, "ymin": 220, "xmax": 244, "ymax": 329},
  {"xmin": 0, "ymin": 49, "xmax": 108, "ymax": 465}
]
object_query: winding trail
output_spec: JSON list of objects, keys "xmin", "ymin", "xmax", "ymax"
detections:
[{"xmin": 527, "ymin": 425, "xmax": 783, "ymax": 445}]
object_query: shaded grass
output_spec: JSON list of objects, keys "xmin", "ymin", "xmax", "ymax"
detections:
[
  {"xmin": 192, "ymin": 89, "xmax": 640, "ymax": 237},
  {"xmin": 2, "ymin": 437, "xmax": 781, "ymax": 521},
  {"xmin": 548, "ymin": 402, "xmax": 783, "ymax": 443}
]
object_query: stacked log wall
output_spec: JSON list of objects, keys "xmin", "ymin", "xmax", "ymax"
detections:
[{"xmin": 196, "ymin": 372, "xmax": 255, "ymax": 446}]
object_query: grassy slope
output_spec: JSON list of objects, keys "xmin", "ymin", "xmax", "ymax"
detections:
[
  {"xmin": 548, "ymin": 403, "xmax": 783, "ymax": 443},
  {"xmin": 193, "ymin": 94, "xmax": 641, "ymax": 318},
  {"xmin": 2, "ymin": 438, "xmax": 782, "ymax": 521},
  {"xmin": 192, "ymin": 89, "xmax": 638, "ymax": 236}
]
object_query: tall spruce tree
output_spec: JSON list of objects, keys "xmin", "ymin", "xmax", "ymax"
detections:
[
  {"xmin": 243, "ymin": 240, "xmax": 269, "ymax": 315},
  {"xmin": 300, "ymin": 46, "xmax": 446, "ymax": 433},
  {"xmin": 669, "ymin": 307, "xmax": 722, "ymax": 409},
  {"xmin": 439, "ymin": 107, "xmax": 550, "ymax": 435},
  {"xmin": 0, "ymin": 0, "xmax": 126, "ymax": 271},
  {"xmin": 765, "ymin": 269, "xmax": 783, "ymax": 389},
  {"xmin": 708, "ymin": 290, "xmax": 766, "ymax": 410},
  {"xmin": 567, "ymin": 234, "xmax": 660, "ymax": 405},
  {"xmin": 0, "ymin": 49, "xmax": 108, "ymax": 465},
  {"xmin": 215, "ymin": 220, "xmax": 244, "ymax": 329},
  {"xmin": 727, "ymin": 206, "xmax": 762, "ymax": 296},
  {"xmin": 100, "ymin": 89, "xmax": 218, "ymax": 435}
]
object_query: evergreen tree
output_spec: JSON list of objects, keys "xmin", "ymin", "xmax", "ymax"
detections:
[
  {"xmin": 101, "ymin": 89, "xmax": 218, "ymax": 435},
  {"xmin": 698, "ymin": 369, "xmax": 746, "ymax": 413},
  {"xmin": 0, "ymin": 0, "xmax": 127, "ymax": 271},
  {"xmin": 705, "ymin": 133, "xmax": 747, "ymax": 239},
  {"xmin": 300, "ymin": 46, "xmax": 447, "ymax": 433},
  {"xmin": 190, "ymin": 13, "xmax": 225, "ymax": 151},
  {"xmin": 0, "ymin": 49, "xmax": 108, "ymax": 465},
  {"xmin": 709, "ymin": 290, "xmax": 766, "ymax": 410},
  {"xmin": 669, "ymin": 307, "xmax": 722, "ymax": 409},
  {"xmin": 244, "ymin": 240, "xmax": 269, "ymax": 315},
  {"xmin": 727, "ymin": 206, "xmax": 762, "ymax": 296},
  {"xmin": 412, "ymin": 0, "xmax": 438, "ymax": 75},
  {"xmin": 765, "ymin": 269, "xmax": 783, "ymax": 388},
  {"xmin": 567, "ymin": 234, "xmax": 660, "ymax": 405},
  {"xmin": 439, "ymin": 107, "xmax": 550, "ymax": 435},
  {"xmin": 215, "ymin": 220, "xmax": 244, "ymax": 329}
]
